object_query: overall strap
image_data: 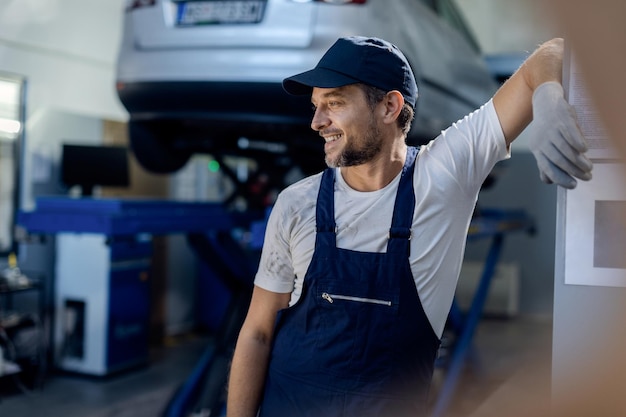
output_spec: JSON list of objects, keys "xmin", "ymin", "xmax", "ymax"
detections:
[
  {"xmin": 387, "ymin": 146, "xmax": 419, "ymax": 255},
  {"xmin": 315, "ymin": 168, "xmax": 337, "ymax": 247}
]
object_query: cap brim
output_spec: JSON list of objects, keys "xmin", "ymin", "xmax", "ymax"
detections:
[{"xmin": 283, "ymin": 67, "xmax": 360, "ymax": 96}]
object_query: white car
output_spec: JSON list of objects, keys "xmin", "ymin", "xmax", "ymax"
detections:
[{"xmin": 116, "ymin": 0, "xmax": 498, "ymax": 176}]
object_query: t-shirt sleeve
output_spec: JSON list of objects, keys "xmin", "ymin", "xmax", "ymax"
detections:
[
  {"xmin": 253, "ymin": 192, "xmax": 297, "ymax": 294},
  {"xmin": 482, "ymin": 99, "xmax": 509, "ymax": 160},
  {"xmin": 431, "ymin": 99, "xmax": 509, "ymax": 194}
]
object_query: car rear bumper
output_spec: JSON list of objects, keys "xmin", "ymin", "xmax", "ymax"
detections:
[{"xmin": 117, "ymin": 80, "xmax": 312, "ymax": 126}]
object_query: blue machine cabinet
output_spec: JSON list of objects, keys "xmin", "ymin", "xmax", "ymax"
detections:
[{"xmin": 54, "ymin": 233, "xmax": 152, "ymax": 375}]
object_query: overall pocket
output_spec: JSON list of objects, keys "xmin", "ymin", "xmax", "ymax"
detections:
[{"xmin": 314, "ymin": 277, "xmax": 400, "ymax": 379}]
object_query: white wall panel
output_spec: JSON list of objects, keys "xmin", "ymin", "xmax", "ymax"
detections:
[
  {"xmin": 0, "ymin": 0, "xmax": 128, "ymax": 120},
  {"xmin": 456, "ymin": 0, "xmax": 558, "ymax": 54}
]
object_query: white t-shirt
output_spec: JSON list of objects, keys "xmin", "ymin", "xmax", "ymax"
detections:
[{"xmin": 254, "ymin": 100, "xmax": 509, "ymax": 338}]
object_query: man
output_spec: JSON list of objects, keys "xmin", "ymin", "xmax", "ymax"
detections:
[{"xmin": 226, "ymin": 36, "xmax": 592, "ymax": 417}]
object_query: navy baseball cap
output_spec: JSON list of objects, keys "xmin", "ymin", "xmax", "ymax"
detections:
[{"xmin": 283, "ymin": 36, "xmax": 418, "ymax": 108}]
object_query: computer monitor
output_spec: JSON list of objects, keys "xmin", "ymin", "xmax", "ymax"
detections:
[{"xmin": 60, "ymin": 143, "xmax": 130, "ymax": 197}]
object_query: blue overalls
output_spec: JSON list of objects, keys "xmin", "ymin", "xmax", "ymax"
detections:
[{"xmin": 259, "ymin": 147, "xmax": 440, "ymax": 417}]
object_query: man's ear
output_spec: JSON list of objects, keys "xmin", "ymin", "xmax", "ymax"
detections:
[{"xmin": 380, "ymin": 90, "xmax": 404, "ymax": 124}]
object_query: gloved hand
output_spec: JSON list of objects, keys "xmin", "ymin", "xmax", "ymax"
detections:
[{"xmin": 528, "ymin": 81, "xmax": 593, "ymax": 189}]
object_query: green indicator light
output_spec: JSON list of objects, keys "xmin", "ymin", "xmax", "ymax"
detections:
[{"xmin": 208, "ymin": 160, "xmax": 220, "ymax": 172}]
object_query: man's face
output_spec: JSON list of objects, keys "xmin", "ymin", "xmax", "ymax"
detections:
[{"xmin": 310, "ymin": 84, "xmax": 383, "ymax": 168}]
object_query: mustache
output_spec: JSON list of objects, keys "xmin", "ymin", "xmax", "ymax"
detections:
[{"xmin": 319, "ymin": 129, "xmax": 343, "ymax": 137}]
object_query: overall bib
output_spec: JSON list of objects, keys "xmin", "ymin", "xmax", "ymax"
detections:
[{"xmin": 259, "ymin": 147, "xmax": 440, "ymax": 417}]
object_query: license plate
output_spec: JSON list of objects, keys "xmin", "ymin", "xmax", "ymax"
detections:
[{"xmin": 176, "ymin": 1, "xmax": 267, "ymax": 25}]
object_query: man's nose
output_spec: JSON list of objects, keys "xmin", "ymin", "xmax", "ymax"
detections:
[{"xmin": 311, "ymin": 107, "xmax": 329, "ymax": 132}]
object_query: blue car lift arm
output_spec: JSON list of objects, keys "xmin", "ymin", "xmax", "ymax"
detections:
[
  {"xmin": 163, "ymin": 231, "xmax": 257, "ymax": 417},
  {"xmin": 431, "ymin": 208, "xmax": 535, "ymax": 417}
]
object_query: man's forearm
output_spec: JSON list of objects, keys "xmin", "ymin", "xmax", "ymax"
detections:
[
  {"xmin": 493, "ymin": 38, "xmax": 565, "ymax": 144},
  {"xmin": 226, "ymin": 334, "xmax": 272, "ymax": 417}
]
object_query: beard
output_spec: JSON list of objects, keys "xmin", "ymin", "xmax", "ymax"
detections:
[{"xmin": 325, "ymin": 118, "xmax": 383, "ymax": 168}]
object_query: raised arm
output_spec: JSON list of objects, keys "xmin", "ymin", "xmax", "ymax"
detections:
[
  {"xmin": 493, "ymin": 38, "xmax": 564, "ymax": 144},
  {"xmin": 493, "ymin": 38, "xmax": 593, "ymax": 188},
  {"xmin": 226, "ymin": 286, "xmax": 290, "ymax": 417}
]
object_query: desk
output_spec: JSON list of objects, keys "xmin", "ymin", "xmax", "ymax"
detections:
[{"xmin": 431, "ymin": 208, "xmax": 535, "ymax": 417}]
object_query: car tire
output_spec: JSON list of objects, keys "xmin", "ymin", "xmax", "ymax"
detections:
[{"xmin": 128, "ymin": 120, "xmax": 191, "ymax": 174}]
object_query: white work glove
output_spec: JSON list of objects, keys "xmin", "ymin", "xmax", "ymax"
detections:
[{"xmin": 528, "ymin": 81, "xmax": 593, "ymax": 189}]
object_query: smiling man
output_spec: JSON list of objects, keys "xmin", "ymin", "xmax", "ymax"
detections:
[{"xmin": 226, "ymin": 36, "xmax": 592, "ymax": 417}]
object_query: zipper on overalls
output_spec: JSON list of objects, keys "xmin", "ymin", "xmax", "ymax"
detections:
[{"xmin": 321, "ymin": 292, "xmax": 392, "ymax": 306}]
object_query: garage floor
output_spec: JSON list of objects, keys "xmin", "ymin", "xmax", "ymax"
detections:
[
  {"xmin": 0, "ymin": 317, "xmax": 552, "ymax": 417},
  {"xmin": 435, "ymin": 316, "xmax": 552, "ymax": 417}
]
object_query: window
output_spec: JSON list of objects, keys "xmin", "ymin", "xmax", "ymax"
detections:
[{"xmin": 0, "ymin": 73, "xmax": 26, "ymax": 255}]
